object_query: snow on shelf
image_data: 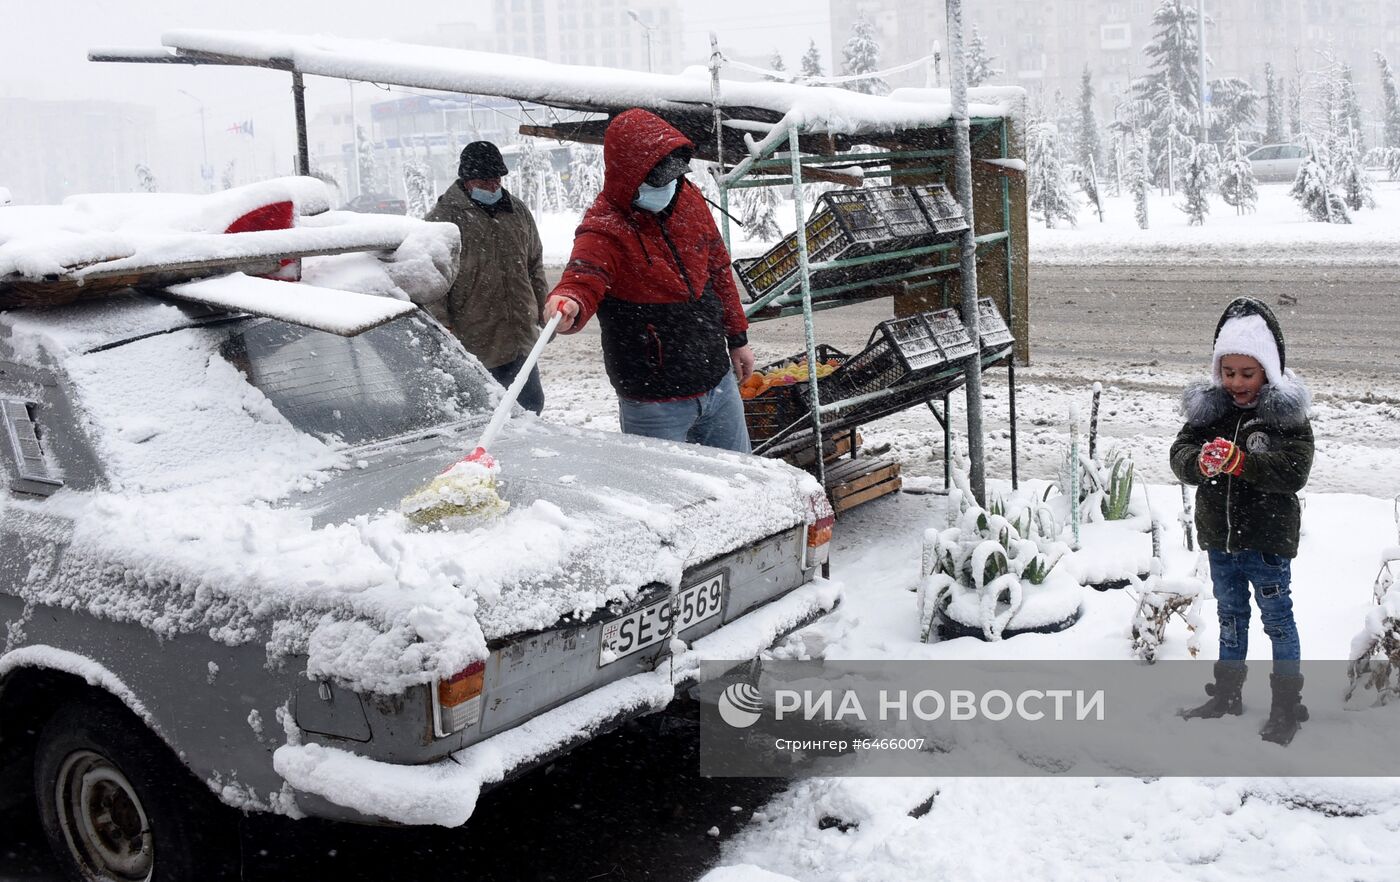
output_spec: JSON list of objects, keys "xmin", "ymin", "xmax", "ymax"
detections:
[{"xmin": 156, "ymin": 30, "xmax": 1022, "ymax": 137}]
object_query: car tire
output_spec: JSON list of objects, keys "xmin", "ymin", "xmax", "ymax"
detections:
[{"xmin": 34, "ymin": 695, "xmax": 241, "ymax": 882}]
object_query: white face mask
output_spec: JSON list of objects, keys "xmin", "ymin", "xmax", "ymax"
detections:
[
  {"xmin": 470, "ymin": 186, "xmax": 503, "ymax": 205},
  {"xmin": 633, "ymin": 178, "xmax": 677, "ymax": 212}
]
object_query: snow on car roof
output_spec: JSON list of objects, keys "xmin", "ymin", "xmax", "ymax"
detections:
[{"xmin": 156, "ymin": 30, "xmax": 1022, "ymax": 136}]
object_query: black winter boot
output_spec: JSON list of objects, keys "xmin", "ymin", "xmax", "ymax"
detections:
[
  {"xmin": 1259, "ymin": 673, "xmax": 1308, "ymax": 746},
  {"xmin": 1178, "ymin": 661, "xmax": 1247, "ymax": 719}
]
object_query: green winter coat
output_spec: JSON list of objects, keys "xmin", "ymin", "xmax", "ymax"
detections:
[
  {"xmin": 425, "ymin": 183, "xmax": 548, "ymax": 370},
  {"xmin": 1169, "ymin": 380, "xmax": 1314, "ymax": 558}
]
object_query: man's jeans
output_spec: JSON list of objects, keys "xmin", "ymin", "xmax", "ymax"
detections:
[
  {"xmin": 617, "ymin": 373, "xmax": 752, "ymax": 454},
  {"xmin": 488, "ymin": 356, "xmax": 544, "ymax": 415},
  {"xmin": 1206, "ymin": 549, "xmax": 1301, "ymax": 670}
]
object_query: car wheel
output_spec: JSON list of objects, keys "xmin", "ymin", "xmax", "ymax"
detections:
[{"xmin": 34, "ymin": 696, "xmax": 240, "ymax": 882}]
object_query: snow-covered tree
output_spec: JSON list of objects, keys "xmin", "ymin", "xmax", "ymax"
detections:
[
  {"xmin": 1131, "ymin": 1, "xmax": 1208, "ymax": 190},
  {"xmin": 1206, "ymin": 77, "xmax": 1258, "ymax": 144},
  {"xmin": 1377, "ymin": 51, "xmax": 1400, "ymax": 149},
  {"xmin": 356, "ymin": 125, "xmax": 382, "ymax": 194},
  {"xmin": 514, "ymin": 138, "xmax": 564, "ymax": 214},
  {"xmin": 1126, "ymin": 135, "xmax": 1151, "ymax": 229},
  {"xmin": 1218, "ymin": 131, "xmax": 1258, "ymax": 214},
  {"xmin": 765, "ymin": 49, "xmax": 787, "ymax": 82},
  {"xmin": 1289, "ymin": 142, "xmax": 1350, "ymax": 223},
  {"xmin": 403, "ymin": 158, "xmax": 433, "ymax": 218},
  {"xmin": 966, "ymin": 25, "xmax": 1001, "ymax": 87},
  {"xmin": 1334, "ymin": 136, "xmax": 1375, "ymax": 212},
  {"xmin": 1340, "ymin": 64, "xmax": 1364, "ymax": 152},
  {"xmin": 135, "ymin": 163, "xmax": 157, "ymax": 193},
  {"xmin": 1027, "ymin": 112, "xmax": 1078, "ymax": 228},
  {"xmin": 566, "ymin": 144, "xmax": 605, "ymax": 211},
  {"xmin": 1287, "ymin": 77, "xmax": 1302, "ymax": 139},
  {"xmin": 840, "ymin": 15, "xmax": 889, "ymax": 96},
  {"xmin": 1176, "ymin": 141, "xmax": 1217, "ymax": 225},
  {"xmin": 1264, "ymin": 62, "xmax": 1284, "ymax": 143},
  {"xmin": 1075, "ymin": 66, "xmax": 1103, "ymax": 203},
  {"xmin": 1367, "ymin": 146, "xmax": 1400, "ymax": 181},
  {"xmin": 220, "ymin": 159, "xmax": 237, "ymax": 191},
  {"xmin": 800, "ymin": 39, "xmax": 824, "ymax": 80},
  {"xmin": 735, "ymin": 185, "xmax": 782, "ymax": 243}
]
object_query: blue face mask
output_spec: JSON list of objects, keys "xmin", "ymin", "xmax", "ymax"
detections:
[
  {"xmin": 633, "ymin": 178, "xmax": 677, "ymax": 213},
  {"xmin": 470, "ymin": 186, "xmax": 503, "ymax": 205}
]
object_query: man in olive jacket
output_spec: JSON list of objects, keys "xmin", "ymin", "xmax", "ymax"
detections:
[{"xmin": 426, "ymin": 141, "xmax": 549, "ymax": 413}]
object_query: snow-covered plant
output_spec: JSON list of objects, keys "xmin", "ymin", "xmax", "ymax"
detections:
[
  {"xmin": 1027, "ymin": 112, "xmax": 1078, "ymax": 228},
  {"xmin": 1345, "ymin": 497, "xmax": 1400, "ymax": 705},
  {"xmin": 1176, "ymin": 141, "xmax": 1216, "ymax": 226},
  {"xmin": 220, "ymin": 159, "xmax": 237, "ymax": 191},
  {"xmin": 1130, "ymin": 572, "xmax": 1204, "ymax": 662},
  {"xmin": 1365, "ymin": 146, "xmax": 1400, "ymax": 182},
  {"xmin": 1289, "ymin": 143, "xmax": 1350, "ymax": 223},
  {"xmin": 765, "ymin": 49, "xmax": 787, "ymax": 82},
  {"xmin": 1100, "ymin": 449, "xmax": 1136, "ymax": 521},
  {"xmin": 1205, "ymin": 77, "xmax": 1259, "ymax": 145},
  {"xmin": 403, "ymin": 159, "xmax": 433, "ymax": 219},
  {"xmin": 1130, "ymin": 0, "xmax": 1207, "ymax": 189},
  {"xmin": 966, "ymin": 25, "xmax": 1001, "ymax": 88},
  {"xmin": 1339, "ymin": 64, "xmax": 1365, "ymax": 153},
  {"xmin": 1378, "ymin": 51, "xmax": 1400, "ymax": 150},
  {"xmin": 800, "ymin": 39, "xmax": 824, "ymax": 81},
  {"xmin": 735, "ymin": 184, "xmax": 782, "ymax": 243},
  {"xmin": 1127, "ymin": 135, "xmax": 1150, "ymax": 229},
  {"xmin": 356, "ymin": 125, "xmax": 383, "ymax": 194},
  {"xmin": 567, "ymin": 144, "xmax": 605, "ymax": 210},
  {"xmin": 1264, "ymin": 62, "xmax": 1284, "ymax": 143},
  {"xmin": 1075, "ymin": 66, "xmax": 1103, "ymax": 212},
  {"xmin": 1334, "ymin": 136, "xmax": 1375, "ymax": 212},
  {"xmin": 1218, "ymin": 130, "xmax": 1258, "ymax": 214},
  {"xmin": 135, "ymin": 163, "xmax": 157, "ymax": 193},
  {"xmin": 514, "ymin": 138, "xmax": 565, "ymax": 214},
  {"xmin": 840, "ymin": 15, "xmax": 889, "ymax": 96},
  {"xmin": 917, "ymin": 469, "xmax": 1069, "ymax": 643}
]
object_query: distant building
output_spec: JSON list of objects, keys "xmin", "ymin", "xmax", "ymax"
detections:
[{"xmin": 0, "ymin": 98, "xmax": 157, "ymax": 204}]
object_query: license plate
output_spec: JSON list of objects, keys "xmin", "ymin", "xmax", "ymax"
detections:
[{"xmin": 598, "ymin": 573, "xmax": 726, "ymax": 666}]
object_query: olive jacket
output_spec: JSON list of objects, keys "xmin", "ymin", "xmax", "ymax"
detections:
[
  {"xmin": 425, "ymin": 183, "xmax": 548, "ymax": 369},
  {"xmin": 1169, "ymin": 380, "xmax": 1314, "ymax": 558}
]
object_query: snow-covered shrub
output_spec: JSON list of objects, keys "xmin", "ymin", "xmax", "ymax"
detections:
[
  {"xmin": 1130, "ymin": 568, "xmax": 1204, "ymax": 662},
  {"xmin": 1289, "ymin": 147, "xmax": 1350, "ymax": 223},
  {"xmin": 1363, "ymin": 146, "xmax": 1400, "ymax": 182},
  {"xmin": 567, "ymin": 144, "xmax": 605, "ymax": 210},
  {"xmin": 1127, "ymin": 135, "xmax": 1151, "ymax": 229},
  {"xmin": 1218, "ymin": 132, "xmax": 1257, "ymax": 214},
  {"xmin": 1056, "ymin": 443, "xmax": 1139, "ymax": 524},
  {"xmin": 1027, "ymin": 114, "xmax": 1078, "ymax": 228},
  {"xmin": 1334, "ymin": 140, "xmax": 1376, "ymax": 212},
  {"xmin": 135, "ymin": 163, "xmax": 158, "ymax": 193},
  {"xmin": 1176, "ymin": 141, "xmax": 1216, "ymax": 226},
  {"xmin": 402, "ymin": 159, "xmax": 433, "ymax": 219},
  {"xmin": 917, "ymin": 458, "xmax": 1079, "ymax": 642},
  {"xmin": 1345, "ymin": 502, "xmax": 1400, "ymax": 705}
]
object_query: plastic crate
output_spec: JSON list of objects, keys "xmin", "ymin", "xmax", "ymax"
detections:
[
  {"xmin": 910, "ymin": 183, "xmax": 971, "ymax": 236},
  {"xmin": 866, "ymin": 185, "xmax": 935, "ymax": 247},
  {"xmin": 735, "ymin": 208, "xmax": 845, "ymax": 299},
  {"xmin": 808, "ymin": 314, "xmax": 951, "ymax": 405},
  {"xmin": 977, "ymin": 298, "xmax": 1016, "ymax": 350},
  {"xmin": 922, "ymin": 307, "xmax": 978, "ymax": 362},
  {"xmin": 743, "ymin": 344, "xmax": 848, "ymax": 442}
]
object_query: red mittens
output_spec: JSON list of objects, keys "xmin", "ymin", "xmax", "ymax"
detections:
[{"xmin": 1199, "ymin": 437, "xmax": 1245, "ymax": 477}]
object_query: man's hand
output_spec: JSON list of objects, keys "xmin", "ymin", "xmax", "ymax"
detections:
[
  {"xmin": 544, "ymin": 294, "xmax": 581, "ymax": 333},
  {"xmin": 730, "ymin": 344, "xmax": 755, "ymax": 383}
]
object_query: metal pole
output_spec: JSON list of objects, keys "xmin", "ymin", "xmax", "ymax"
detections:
[
  {"xmin": 1000, "ymin": 119, "xmax": 1019, "ymax": 490},
  {"xmin": 946, "ymin": 0, "xmax": 986, "ymax": 505},
  {"xmin": 292, "ymin": 71, "xmax": 309, "ymax": 176},
  {"xmin": 178, "ymin": 90, "xmax": 209, "ymax": 192},
  {"xmin": 349, "ymin": 82, "xmax": 361, "ymax": 197},
  {"xmin": 788, "ymin": 126, "xmax": 826, "ymax": 496},
  {"xmin": 710, "ymin": 33, "xmax": 731, "ymax": 248},
  {"xmin": 1198, "ymin": 0, "xmax": 1208, "ymax": 143}
]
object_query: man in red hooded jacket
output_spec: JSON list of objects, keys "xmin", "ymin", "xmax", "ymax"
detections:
[{"xmin": 544, "ymin": 109, "xmax": 755, "ymax": 453}]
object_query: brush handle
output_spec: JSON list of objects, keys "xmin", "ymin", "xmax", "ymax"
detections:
[{"xmin": 475, "ymin": 310, "xmax": 563, "ymax": 453}]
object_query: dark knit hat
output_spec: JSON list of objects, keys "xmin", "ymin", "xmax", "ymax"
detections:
[
  {"xmin": 458, "ymin": 141, "xmax": 509, "ymax": 180},
  {"xmin": 643, "ymin": 147, "xmax": 693, "ymax": 187}
]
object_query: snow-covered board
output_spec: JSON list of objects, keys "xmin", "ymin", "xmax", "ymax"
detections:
[{"xmin": 164, "ymin": 272, "xmax": 415, "ymax": 336}]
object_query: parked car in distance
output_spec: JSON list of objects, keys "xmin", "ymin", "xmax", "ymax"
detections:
[
  {"xmin": 342, "ymin": 192, "xmax": 407, "ymax": 214},
  {"xmin": 1245, "ymin": 143, "xmax": 1306, "ymax": 182}
]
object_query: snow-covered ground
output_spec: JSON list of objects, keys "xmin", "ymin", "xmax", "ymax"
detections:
[{"xmin": 536, "ymin": 291, "xmax": 1400, "ymax": 880}]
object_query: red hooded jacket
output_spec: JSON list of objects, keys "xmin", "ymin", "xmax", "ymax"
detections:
[{"xmin": 553, "ymin": 109, "xmax": 749, "ymax": 401}]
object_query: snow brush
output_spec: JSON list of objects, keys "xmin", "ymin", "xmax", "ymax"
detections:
[{"xmin": 401, "ymin": 310, "xmax": 563, "ymax": 527}]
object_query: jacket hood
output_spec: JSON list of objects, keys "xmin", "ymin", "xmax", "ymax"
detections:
[
  {"xmin": 601, "ymin": 109, "xmax": 694, "ymax": 211},
  {"xmin": 1181, "ymin": 370, "xmax": 1312, "ymax": 429}
]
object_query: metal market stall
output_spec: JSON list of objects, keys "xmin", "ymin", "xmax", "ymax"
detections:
[{"xmin": 93, "ymin": 24, "xmax": 1029, "ymax": 513}]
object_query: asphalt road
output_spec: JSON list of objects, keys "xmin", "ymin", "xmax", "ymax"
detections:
[{"xmin": 7, "ymin": 263, "xmax": 1397, "ymax": 881}]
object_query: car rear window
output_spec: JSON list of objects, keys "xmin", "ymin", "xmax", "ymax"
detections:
[{"xmin": 222, "ymin": 315, "xmax": 493, "ymax": 446}]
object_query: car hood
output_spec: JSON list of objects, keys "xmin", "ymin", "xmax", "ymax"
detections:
[{"xmin": 288, "ymin": 419, "xmax": 820, "ymax": 638}]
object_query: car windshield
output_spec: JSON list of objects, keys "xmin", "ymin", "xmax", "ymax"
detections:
[{"xmin": 222, "ymin": 314, "xmax": 493, "ymax": 447}]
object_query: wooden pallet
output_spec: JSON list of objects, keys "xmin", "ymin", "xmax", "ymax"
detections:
[
  {"xmin": 783, "ymin": 430, "xmax": 862, "ymax": 469},
  {"xmin": 824, "ymin": 456, "xmax": 902, "ymax": 514}
]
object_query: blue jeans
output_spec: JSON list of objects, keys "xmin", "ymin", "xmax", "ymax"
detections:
[
  {"xmin": 617, "ymin": 373, "xmax": 751, "ymax": 453},
  {"xmin": 1207, "ymin": 549, "xmax": 1300, "ymax": 670},
  {"xmin": 488, "ymin": 357, "xmax": 544, "ymax": 415}
]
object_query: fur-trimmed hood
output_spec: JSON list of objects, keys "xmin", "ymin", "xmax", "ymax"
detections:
[{"xmin": 1181, "ymin": 370, "xmax": 1312, "ymax": 429}]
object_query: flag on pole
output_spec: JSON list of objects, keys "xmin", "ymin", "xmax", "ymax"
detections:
[{"xmin": 226, "ymin": 120, "xmax": 255, "ymax": 137}]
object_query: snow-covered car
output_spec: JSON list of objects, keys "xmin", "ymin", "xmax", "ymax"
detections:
[
  {"xmin": 0, "ymin": 181, "xmax": 836, "ymax": 879},
  {"xmin": 1245, "ymin": 143, "xmax": 1306, "ymax": 182}
]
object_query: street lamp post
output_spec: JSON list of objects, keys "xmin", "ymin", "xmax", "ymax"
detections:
[
  {"xmin": 177, "ymin": 89, "xmax": 210, "ymax": 191},
  {"xmin": 626, "ymin": 9, "xmax": 657, "ymax": 73}
]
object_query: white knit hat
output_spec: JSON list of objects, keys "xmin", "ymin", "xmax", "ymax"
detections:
[{"xmin": 1212, "ymin": 313, "xmax": 1283, "ymax": 386}]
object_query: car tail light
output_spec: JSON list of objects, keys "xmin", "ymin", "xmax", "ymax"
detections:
[
  {"xmin": 435, "ymin": 660, "xmax": 486, "ymax": 736},
  {"xmin": 224, "ymin": 200, "xmax": 302, "ymax": 281},
  {"xmin": 804, "ymin": 489, "xmax": 834, "ymax": 568}
]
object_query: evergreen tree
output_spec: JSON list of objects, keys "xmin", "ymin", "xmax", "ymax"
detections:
[
  {"xmin": 515, "ymin": 138, "xmax": 564, "ymax": 214},
  {"xmin": 1127, "ymin": 135, "xmax": 1151, "ymax": 229},
  {"xmin": 403, "ymin": 158, "xmax": 433, "ymax": 219},
  {"xmin": 1334, "ymin": 134, "xmax": 1375, "ymax": 211},
  {"xmin": 1027, "ymin": 112, "xmax": 1078, "ymax": 228},
  {"xmin": 135, "ymin": 163, "xmax": 157, "ymax": 193},
  {"xmin": 966, "ymin": 25, "xmax": 1001, "ymax": 87},
  {"xmin": 1264, "ymin": 63, "xmax": 1283, "ymax": 143},
  {"xmin": 1377, "ymin": 51, "xmax": 1400, "ymax": 149},
  {"xmin": 1289, "ymin": 142, "xmax": 1350, "ymax": 223},
  {"xmin": 566, "ymin": 144, "xmax": 605, "ymax": 211},
  {"xmin": 800, "ymin": 39, "xmax": 824, "ymax": 80},
  {"xmin": 1075, "ymin": 66, "xmax": 1103, "ymax": 175},
  {"xmin": 1287, "ymin": 77, "xmax": 1302, "ymax": 139},
  {"xmin": 840, "ymin": 16, "xmax": 889, "ymax": 95},
  {"xmin": 1206, "ymin": 77, "xmax": 1259, "ymax": 143},
  {"xmin": 1132, "ymin": 0, "xmax": 1207, "ymax": 188},
  {"xmin": 1340, "ymin": 64, "xmax": 1364, "ymax": 151},
  {"xmin": 766, "ymin": 49, "xmax": 788, "ymax": 82},
  {"xmin": 1218, "ymin": 130, "xmax": 1258, "ymax": 214},
  {"xmin": 736, "ymin": 185, "xmax": 782, "ymax": 243},
  {"xmin": 356, "ymin": 125, "xmax": 382, "ymax": 194},
  {"xmin": 1177, "ymin": 141, "xmax": 1217, "ymax": 225},
  {"xmin": 220, "ymin": 159, "xmax": 237, "ymax": 191}
]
